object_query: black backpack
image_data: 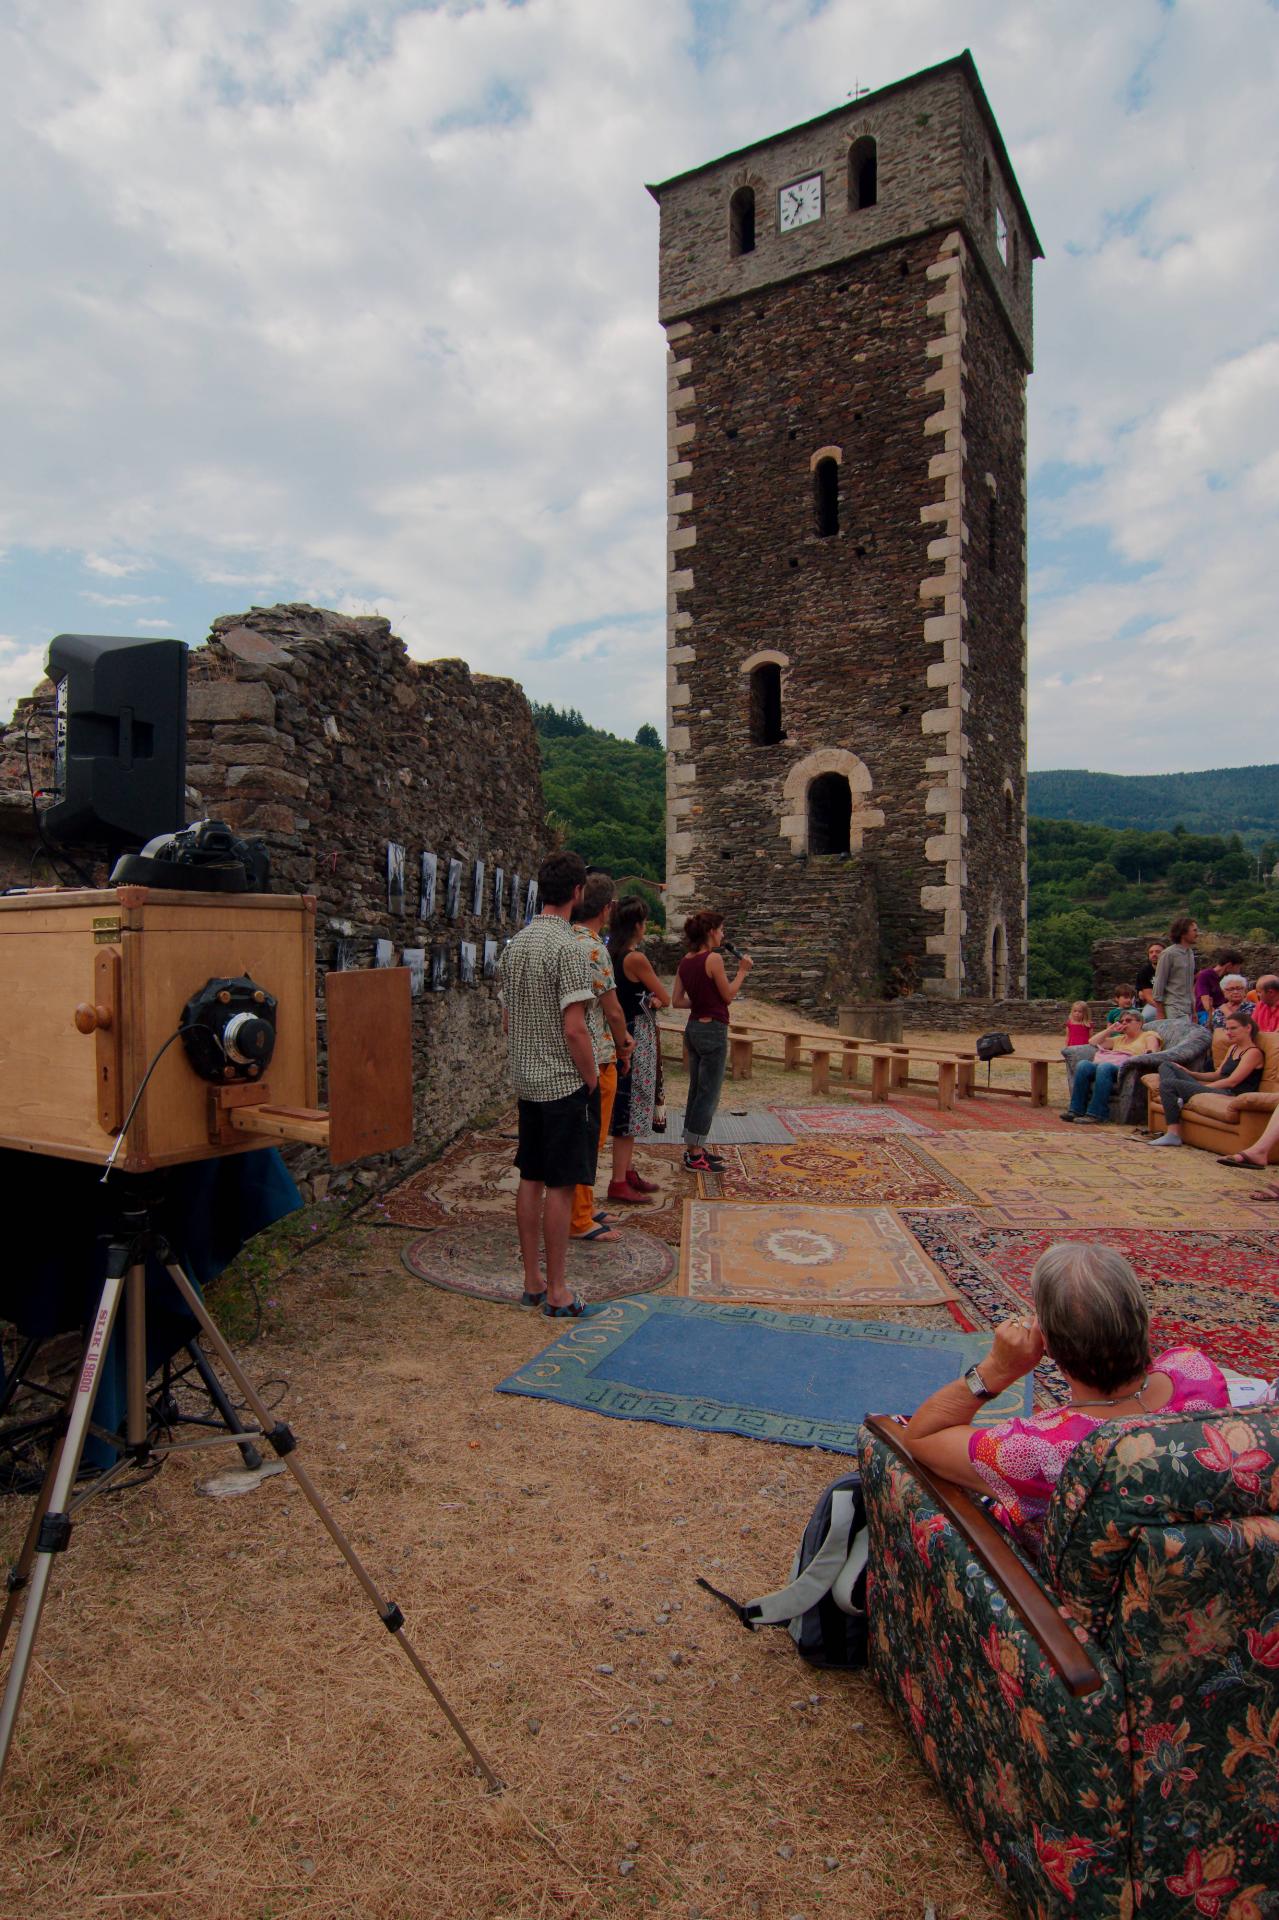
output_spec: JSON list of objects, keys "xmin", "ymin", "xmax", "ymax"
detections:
[{"xmin": 698, "ymin": 1472, "xmax": 868, "ymax": 1668}]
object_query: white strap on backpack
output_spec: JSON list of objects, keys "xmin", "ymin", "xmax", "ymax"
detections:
[{"xmin": 736, "ymin": 1488, "xmax": 866, "ymax": 1628}]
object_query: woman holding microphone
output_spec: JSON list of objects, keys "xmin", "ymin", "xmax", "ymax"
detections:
[{"xmin": 673, "ymin": 911, "xmax": 753, "ymax": 1175}]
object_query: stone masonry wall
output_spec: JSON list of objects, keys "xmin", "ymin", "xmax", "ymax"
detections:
[
  {"xmin": 0, "ymin": 606, "xmax": 548, "ymax": 1199},
  {"xmin": 1091, "ymin": 935, "xmax": 1279, "ymax": 1000}
]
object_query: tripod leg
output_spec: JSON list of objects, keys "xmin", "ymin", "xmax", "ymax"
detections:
[
  {"xmin": 0, "ymin": 1336, "xmax": 41, "ymax": 1420},
  {"xmin": 159, "ymin": 1261, "xmax": 504, "ymax": 1792},
  {"xmin": 185, "ymin": 1338, "xmax": 264, "ymax": 1471},
  {"xmin": 0, "ymin": 1247, "xmax": 129, "ymax": 1784}
]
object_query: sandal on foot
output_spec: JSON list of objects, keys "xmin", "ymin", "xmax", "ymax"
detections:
[
  {"xmin": 1252, "ymin": 1185, "xmax": 1279, "ymax": 1203},
  {"xmin": 520, "ymin": 1288, "xmax": 548, "ymax": 1307},
  {"xmin": 544, "ymin": 1293, "xmax": 587, "ymax": 1317},
  {"xmin": 1218, "ymin": 1152, "xmax": 1267, "ymax": 1169},
  {"xmin": 572, "ymin": 1225, "xmax": 619, "ymax": 1243}
]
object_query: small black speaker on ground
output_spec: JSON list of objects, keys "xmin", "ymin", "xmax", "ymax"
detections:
[{"xmin": 44, "ymin": 633, "xmax": 188, "ymax": 849}]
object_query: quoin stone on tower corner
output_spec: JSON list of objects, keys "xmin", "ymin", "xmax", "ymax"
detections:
[{"xmin": 648, "ymin": 51, "xmax": 1039, "ymax": 1011}]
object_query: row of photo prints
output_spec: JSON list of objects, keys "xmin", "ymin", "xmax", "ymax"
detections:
[
  {"xmin": 386, "ymin": 845, "xmax": 537, "ymax": 925},
  {"xmin": 331, "ymin": 939, "xmax": 497, "ymax": 992}
]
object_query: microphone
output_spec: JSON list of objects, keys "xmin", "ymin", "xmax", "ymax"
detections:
[{"xmin": 721, "ymin": 938, "xmax": 742, "ymax": 960}]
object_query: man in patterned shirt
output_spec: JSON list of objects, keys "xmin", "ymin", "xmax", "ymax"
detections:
[
  {"xmin": 498, "ymin": 851, "xmax": 599, "ymax": 1316},
  {"xmin": 569, "ymin": 872, "xmax": 634, "ymax": 1244}
]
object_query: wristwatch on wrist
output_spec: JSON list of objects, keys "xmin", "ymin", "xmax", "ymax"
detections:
[{"xmin": 963, "ymin": 1363, "xmax": 993, "ymax": 1401}]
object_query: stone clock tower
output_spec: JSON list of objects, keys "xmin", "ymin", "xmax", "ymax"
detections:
[{"xmin": 648, "ymin": 52, "xmax": 1039, "ymax": 1008}]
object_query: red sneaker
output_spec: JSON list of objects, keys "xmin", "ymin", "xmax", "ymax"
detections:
[
  {"xmin": 626, "ymin": 1169, "xmax": 659, "ymax": 1193},
  {"xmin": 607, "ymin": 1179, "xmax": 651, "ymax": 1206}
]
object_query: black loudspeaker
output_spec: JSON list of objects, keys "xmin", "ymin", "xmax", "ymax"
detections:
[{"xmin": 45, "ymin": 633, "xmax": 188, "ymax": 847}]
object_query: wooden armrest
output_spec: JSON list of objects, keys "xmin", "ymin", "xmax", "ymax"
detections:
[{"xmin": 862, "ymin": 1414, "xmax": 1102, "ymax": 1697}]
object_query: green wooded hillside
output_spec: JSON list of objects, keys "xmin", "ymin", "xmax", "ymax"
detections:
[
  {"xmin": 1027, "ymin": 766, "xmax": 1279, "ymax": 848},
  {"xmin": 532, "ymin": 703, "xmax": 665, "ymax": 920}
]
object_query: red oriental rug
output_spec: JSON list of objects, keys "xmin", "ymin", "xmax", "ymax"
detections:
[{"xmin": 902, "ymin": 1208, "xmax": 1279, "ymax": 1382}]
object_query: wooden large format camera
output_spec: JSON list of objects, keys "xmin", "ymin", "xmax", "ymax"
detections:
[{"xmin": 0, "ymin": 886, "xmax": 411, "ymax": 1171}]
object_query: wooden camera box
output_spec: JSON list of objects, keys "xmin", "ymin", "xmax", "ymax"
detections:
[{"xmin": 0, "ymin": 887, "xmax": 319, "ymax": 1171}]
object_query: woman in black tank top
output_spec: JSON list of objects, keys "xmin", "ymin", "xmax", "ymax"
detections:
[
  {"xmin": 672, "ymin": 909, "xmax": 753, "ymax": 1174},
  {"xmin": 1150, "ymin": 1011, "xmax": 1265, "ymax": 1147}
]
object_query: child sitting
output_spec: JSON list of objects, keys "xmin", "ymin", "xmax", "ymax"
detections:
[
  {"xmin": 1066, "ymin": 1001, "xmax": 1093, "ymax": 1048},
  {"xmin": 1103, "ymin": 984, "xmax": 1137, "ymax": 1029}
]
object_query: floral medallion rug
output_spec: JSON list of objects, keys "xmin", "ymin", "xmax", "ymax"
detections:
[
  {"xmin": 697, "ymin": 1138, "xmax": 984, "ymax": 1208},
  {"xmin": 902, "ymin": 1207, "xmax": 1279, "ymax": 1380},
  {"xmin": 770, "ymin": 1104, "xmax": 933, "ymax": 1138},
  {"xmin": 679, "ymin": 1201, "xmax": 957, "ymax": 1307},
  {"xmin": 401, "ymin": 1219, "xmax": 675, "ymax": 1307},
  {"xmin": 378, "ymin": 1132, "xmax": 680, "ymax": 1228},
  {"xmin": 906, "ymin": 1132, "xmax": 1279, "ymax": 1229}
]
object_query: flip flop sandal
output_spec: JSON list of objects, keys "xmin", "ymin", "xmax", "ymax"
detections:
[
  {"xmin": 519, "ymin": 1288, "xmax": 548, "ymax": 1307},
  {"xmin": 544, "ymin": 1294, "xmax": 587, "ymax": 1317},
  {"xmin": 1253, "ymin": 1186, "xmax": 1279, "ymax": 1204},
  {"xmin": 572, "ymin": 1225, "xmax": 618, "ymax": 1243},
  {"xmin": 1218, "ymin": 1153, "xmax": 1267, "ymax": 1169}
]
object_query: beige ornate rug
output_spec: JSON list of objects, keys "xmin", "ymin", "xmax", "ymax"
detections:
[
  {"xmin": 698, "ymin": 1138, "xmax": 983, "ymax": 1208},
  {"xmin": 678, "ymin": 1202, "xmax": 958, "ymax": 1307}
]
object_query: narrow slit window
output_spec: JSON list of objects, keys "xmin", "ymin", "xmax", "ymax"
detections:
[
  {"xmin": 848, "ymin": 137, "xmax": 877, "ymax": 210},
  {"xmin": 808, "ymin": 773, "xmax": 852, "ymax": 855},
  {"xmin": 995, "ymin": 205, "xmax": 1009, "ymax": 265},
  {"xmin": 748, "ymin": 663, "xmax": 783, "ymax": 745},
  {"xmin": 990, "ymin": 923, "xmax": 1007, "ymax": 997},
  {"xmin": 729, "ymin": 187, "xmax": 756, "ymax": 258},
  {"xmin": 813, "ymin": 457, "xmax": 839, "ymax": 537}
]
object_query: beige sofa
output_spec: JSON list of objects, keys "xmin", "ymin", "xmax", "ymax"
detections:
[{"xmin": 1143, "ymin": 1028, "xmax": 1279, "ymax": 1157}]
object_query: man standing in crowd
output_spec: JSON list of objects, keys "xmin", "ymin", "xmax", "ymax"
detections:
[
  {"xmin": 1135, "ymin": 941, "xmax": 1164, "ymax": 1021},
  {"xmin": 569, "ymin": 873, "xmax": 634, "ymax": 1244},
  {"xmin": 498, "ymin": 851, "xmax": 598, "ymax": 1318},
  {"xmin": 1153, "ymin": 917, "xmax": 1198, "ymax": 1021},
  {"xmin": 1253, "ymin": 975, "xmax": 1279, "ymax": 1032}
]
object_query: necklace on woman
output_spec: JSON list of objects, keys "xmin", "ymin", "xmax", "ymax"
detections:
[{"xmin": 1070, "ymin": 1376, "xmax": 1150, "ymax": 1410}]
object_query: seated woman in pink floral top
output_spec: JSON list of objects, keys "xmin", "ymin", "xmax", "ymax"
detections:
[{"xmin": 901, "ymin": 1243, "xmax": 1228, "ymax": 1556}]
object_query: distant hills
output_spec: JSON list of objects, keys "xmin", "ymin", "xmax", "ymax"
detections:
[{"xmin": 1027, "ymin": 766, "xmax": 1279, "ymax": 848}]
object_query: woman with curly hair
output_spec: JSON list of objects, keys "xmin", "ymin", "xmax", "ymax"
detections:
[
  {"xmin": 605, "ymin": 897, "xmax": 671, "ymax": 1205},
  {"xmin": 672, "ymin": 910, "xmax": 753, "ymax": 1176}
]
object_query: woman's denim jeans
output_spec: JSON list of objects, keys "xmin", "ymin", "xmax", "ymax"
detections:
[
  {"xmin": 683, "ymin": 1021, "xmax": 729, "ymax": 1146},
  {"xmin": 1069, "ymin": 1059, "xmax": 1120, "ymax": 1119}
]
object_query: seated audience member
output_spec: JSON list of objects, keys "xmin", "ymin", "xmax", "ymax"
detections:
[
  {"xmin": 1219, "ymin": 1100, "xmax": 1279, "ymax": 1198},
  {"xmin": 901, "ymin": 1243, "xmax": 1228, "ymax": 1558},
  {"xmin": 1152, "ymin": 916, "xmax": 1199, "ymax": 1021},
  {"xmin": 1209, "ymin": 973, "xmax": 1255, "ymax": 1027},
  {"xmin": 1135, "ymin": 941, "xmax": 1164, "ymax": 1021},
  {"xmin": 1065, "ymin": 1001, "xmax": 1092, "ymax": 1048},
  {"xmin": 1061, "ymin": 1010, "xmax": 1160, "ymax": 1123},
  {"xmin": 1194, "ymin": 949, "xmax": 1244, "ymax": 1025},
  {"xmin": 1102, "ymin": 984, "xmax": 1138, "ymax": 1028},
  {"xmin": 1253, "ymin": 975, "xmax": 1279, "ymax": 1033},
  {"xmin": 1149, "ymin": 1011, "xmax": 1264, "ymax": 1146}
]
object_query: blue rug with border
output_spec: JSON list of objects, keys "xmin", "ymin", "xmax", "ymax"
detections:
[{"xmin": 495, "ymin": 1297, "xmax": 1030, "ymax": 1452}]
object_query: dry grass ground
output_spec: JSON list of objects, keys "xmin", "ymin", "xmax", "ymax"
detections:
[{"xmin": 1, "ymin": 1000, "xmax": 1051, "ymax": 1920}]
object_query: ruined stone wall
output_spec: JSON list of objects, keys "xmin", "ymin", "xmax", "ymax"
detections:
[
  {"xmin": 0, "ymin": 606, "xmax": 548, "ymax": 1198},
  {"xmin": 1091, "ymin": 935, "xmax": 1279, "ymax": 1000}
]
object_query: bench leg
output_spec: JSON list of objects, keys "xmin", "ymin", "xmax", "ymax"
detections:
[
  {"xmin": 956, "ymin": 1061, "xmax": 974, "ymax": 1099},
  {"xmin": 810, "ymin": 1052, "xmax": 831, "ymax": 1095},
  {"xmin": 730, "ymin": 1039, "xmax": 753, "ymax": 1081},
  {"xmin": 937, "ymin": 1060, "xmax": 957, "ymax": 1111},
  {"xmin": 1029, "ymin": 1060, "xmax": 1048, "ymax": 1108},
  {"xmin": 870, "ymin": 1055, "xmax": 891, "ymax": 1102},
  {"xmin": 889, "ymin": 1055, "xmax": 908, "ymax": 1091},
  {"xmin": 783, "ymin": 1035, "xmax": 801, "ymax": 1071},
  {"xmin": 840, "ymin": 1046, "xmax": 858, "ymax": 1082}
]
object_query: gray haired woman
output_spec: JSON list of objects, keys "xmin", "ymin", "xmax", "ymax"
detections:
[{"xmin": 901, "ymin": 1243, "xmax": 1227, "ymax": 1556}]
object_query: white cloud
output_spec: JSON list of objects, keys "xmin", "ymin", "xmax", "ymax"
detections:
[{"xmin": 0, "ymin": 0, "xmax": 1275, "ymax": 765}]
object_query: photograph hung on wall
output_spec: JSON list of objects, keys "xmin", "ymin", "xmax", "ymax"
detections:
[
  {"xmin": 430, "ymin": 946, "xmax": 449, "ymax": 992},
  {"xmin": 509, "ymin": 872, "xmax": 521, "ymax": 922},
  {"xmin": 375, "ymin": 938, "xmax": 396, "ymax": 968},
  {"xmin": 482, "ymin": 938, "xmax": 498, "ymax": 981},
  {"xmin": 493, "ymin": 865, "xmax": 505, "ymax": 920},
  {"xmin": 446, "ymin": 856, "xmax": 463, "ymax": 920},
  {"xmin": 524, "ymin": 878, "xmax": 538, "ymax": 925},
  {"xmin": 403, "ymin": 947, "xmax": 426, "ymax": 998},
  {"xmin": 472, "ymin": 858, "xmax": 485, "ymax": 917},
  {"xmin": 386, "ymin": 842, "xmax": 406, "ymax": 915},
  {"xmin": 419, "ymin": 850, "xmax": 438, "ymax": 919},
  {"xmin": 331, "ymin": 937, "xmax": 358, "ymax": 972},
  {"xmin": 459, "ymin": 941, "xmax": 477, "ymax": 986}
]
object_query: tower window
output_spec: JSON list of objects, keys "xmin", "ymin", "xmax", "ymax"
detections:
[
  {"xmin": 808, "ymin": 773, "xmax": 853, "ymax": 855},
  {"xmin": 813, "ymin": 457, "xmax": 839, "ymax": 537},
  {"xmin": 748, "ymin": 663, "xmax": 783, "ymax": 745},
  {"xmin": 990, "ymin": 921, "xmax": 1007, "ymax": 997},
  {"xmin": 848, "ymin": 137, "xmax": 878, "ymax": 210},
  {"xmin": 995, "ymin": 205, "xmax": 1009, "ymax": 265},
  {"xmin": 729, "ymin": 187, "xmax": 756, "ymax": 258},
  {"xmin": 1003, "ymin": 783, "xmax": 1016, "ymax": 833}
]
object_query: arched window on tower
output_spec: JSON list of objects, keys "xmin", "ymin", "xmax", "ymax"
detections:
[
  {"xmin": 1003, "ymin": 782, "xmax": 1016, "ymax": 834},
  {"xmin": 808, "ymin": 773, "xmax": 853, "ymax": 855},
  {"xmin": 990, "ymin": 922, "xmax": 1007, "ymax": 998},
  {"xmin": 813, "ymin": 457, "xmax": 839, "ymax": 537},
  {"xmin": 729, "ymin": 187, "xmax": 756, "ymax": 258},
  {"xmin": 748, "ymin": 662, "xmax": 783, "ymax": 745},
  {"xmin": 848, "ymin": 137, "xmax": 878, "ymax": 210}
]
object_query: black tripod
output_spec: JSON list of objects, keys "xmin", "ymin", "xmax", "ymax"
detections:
[{"xmin": 0, "ymin": 1185, "xmax": 501, "ymax": 1790}]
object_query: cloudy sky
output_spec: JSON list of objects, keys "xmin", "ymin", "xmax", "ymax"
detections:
[{"xmin": 1, "ymin": 0, "xmax": 1276, "ymax": 773}]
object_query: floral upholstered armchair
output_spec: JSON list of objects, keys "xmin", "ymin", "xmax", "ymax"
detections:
[{"xmin": 860, "ymin": 1406, "xmax": 1279, "ymax": 1919}]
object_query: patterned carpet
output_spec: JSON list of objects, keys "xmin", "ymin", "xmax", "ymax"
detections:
[
  {"xmin": 699, "ymin": 1139, "xmax": 984, "ymax": 1208},
  {"xmin": 380, "ymin": 1133, "xmax": 680, "ymax": 1228},
  {"xmin": 904, "ymin": 1209, "xmax": 1279, "ymax": 1380},
  {"xmin": 908, "ymin": 1131, "xmax": 1279, "ymax": 1228},
  {"xmin": 401, "ymin": 1219, "xmax": 675, "ymax": 1306},
  {"xmin": 679, "ymin": 1202, "xmax": 957, "ymax": 1307},
  {"xmin": 771, "ymin": 1104, "xmax": 932, "ymax": 1137},
  {"xmin": 891, "ymin": 1092, "xmax": 1072, "ymax": 1134}
]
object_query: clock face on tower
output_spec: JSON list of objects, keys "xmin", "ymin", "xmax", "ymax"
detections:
[{"xmin": 778, "ymin": 173, "xmax": 823, "ymax": 232}]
